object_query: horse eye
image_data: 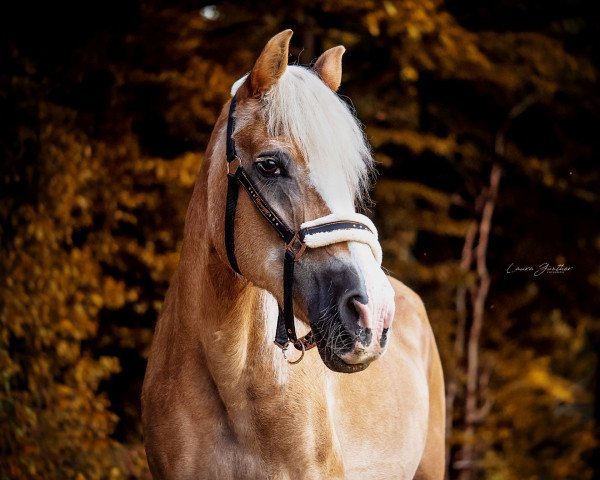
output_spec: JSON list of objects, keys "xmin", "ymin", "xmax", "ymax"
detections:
[{"xmin": 255, "ymin": 158, "xmax": 282, "ymax": 177}]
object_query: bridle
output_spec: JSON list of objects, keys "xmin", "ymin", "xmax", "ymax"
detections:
[{"xmin": 224, "ymin": 92, "xmax": 382, "ymax": 363}]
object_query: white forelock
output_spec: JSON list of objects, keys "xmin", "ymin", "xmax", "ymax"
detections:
[
  {"xmin": 229, "ymin": 66, "xmax": 374, "ymax": 210},
  {"xmin": 261, "ymin": 66, "xmax": 374, "ymax": 212}
]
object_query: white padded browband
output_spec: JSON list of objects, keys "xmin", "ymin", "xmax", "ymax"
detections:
[{"xmin": 300, "ymin": 213, "xmax": 383, "ymax": 265}]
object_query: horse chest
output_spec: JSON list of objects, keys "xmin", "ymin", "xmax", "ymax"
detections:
[
  {"xmin": 216, "ymin": 387, "xmax": 346, "ymax": 479},
  {"xmin": 211, "ymin": 365, "xmax": 427, "ymax": 480},
  {"xmin": 326, "ymin": 350, "xmax": 430, "ymax": 479}
]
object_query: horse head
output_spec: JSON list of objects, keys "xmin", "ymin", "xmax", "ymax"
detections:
[{"xmin": 206, "ymin": 30, "xmax": 396, "ymax": 373}]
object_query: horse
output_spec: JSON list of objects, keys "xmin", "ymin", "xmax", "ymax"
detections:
[{"xmin": 141, "ymin": 30, "xmax": 445, "ymax": 479}]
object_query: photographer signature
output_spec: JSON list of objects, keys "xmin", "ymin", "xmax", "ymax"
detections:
[{"xmin": 506, "ymin": 262, "xmax": 573, "ymax": 276}]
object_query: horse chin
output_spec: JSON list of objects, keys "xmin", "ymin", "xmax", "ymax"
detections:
[
  {"xmin": 319, "ymin": 348, "xmax": 372, "ymax": 373},
  {"xmin": 311, "ymin": 332, "xmax": 373, "ymax": 373}
]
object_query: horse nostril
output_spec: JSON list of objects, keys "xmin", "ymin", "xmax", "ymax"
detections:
[
  {"xmin": 346, "ymin": 295, "xmax": 359, "ymax": 318},
  {"xmin": 343, "ymin": 295, "xmax": 373, "ymax": 346},
  {"xmin": 357, "ymin": 327, "xmax": 372, "ymax": 347},
  {"xmin": 380, "ymin": 328, "xmax": 389, "ymax": 348},
  {"xmin": 338, "ymin": 291, "xmax": 364, "ymax": 323},
  {"xmin": 351, "ymin": 297, "xmax": 372, "ymax": 331}
]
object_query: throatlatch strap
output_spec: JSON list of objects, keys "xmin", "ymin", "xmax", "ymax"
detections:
[
  {"xmin": 273, "ymin": 250, "xmax": 315, "ymax": 351},
  {"xmin": 225, "ymin": 173, "xmax": 241, "ymax": 275},
  {"xmin": 283, "ymin": 250, "xmax": 296, "ymax": 341},
  {"xmin": 275, "ymin": 309, "xmax": 288, "ymax": 347}
]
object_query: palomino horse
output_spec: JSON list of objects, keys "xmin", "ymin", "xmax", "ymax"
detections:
[{"xmin": 142, "ymin": 30, "xmax": 445, "ymax": 479}]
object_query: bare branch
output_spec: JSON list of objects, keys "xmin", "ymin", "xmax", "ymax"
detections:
[{"xmin": 454, "ymin": 96, "xmax": 535, "ymax": 479}]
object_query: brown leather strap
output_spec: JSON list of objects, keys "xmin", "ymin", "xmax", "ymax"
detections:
[{"xmin": 235, "ymin": 167, "xmax": 295, "ymax": 244}]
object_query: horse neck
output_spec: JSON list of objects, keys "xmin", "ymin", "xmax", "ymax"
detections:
[
  {"xmin": 161, "ymin": 126, "xmax": 340, "ymax": 469},
  {"xmin": 175, "ymin": 158, "xmax": 326, "ymax": 407}
]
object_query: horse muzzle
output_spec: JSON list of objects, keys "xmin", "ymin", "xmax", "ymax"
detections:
[{"xmin": 299, "ymin": 250, "xmax": 395, "ymax": 373}]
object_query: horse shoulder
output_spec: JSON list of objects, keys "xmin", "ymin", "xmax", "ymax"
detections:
[
  {"xmin": 142, "ymin": 276, "xmax": 241, "ymax": 480},
  {"xmin": 388, "ymin": 276, "xmax": 446, "ymax": 479},
  {"xmin": 388, "ymin": 276, "xmax": 438, "ymax": 373}
]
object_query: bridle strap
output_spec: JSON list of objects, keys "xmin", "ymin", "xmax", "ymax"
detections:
[
  {"xmin": 227, "ymin": 163, "xmax": 312, "ymax": 350},
  {"xmin": 224, "ymin": 94, "xmax": 312, "ymax": 351},
  {"xmin": 223, "ymin": 92, "xmax": 378, "ymax": 355},
  {"xmin": 276, "ymin": 249, "xmax": 316, "ymax": 350},
  {"xmin": 225, "ymin": 172, "xmax": 242, "ymax": 275},
  {"xmin": 225, "ymin": 95, "xmax": 242, "ymax": 275},
  {"xmin": 236, "ymin": 167, "xmax": 295, "ymax": 243},
  {"xmin": 226, "ymin": 94, "xmax": 296, "ymax": 266}
]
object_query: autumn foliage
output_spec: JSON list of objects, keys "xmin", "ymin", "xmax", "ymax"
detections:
[{"xmin": 1, "ymin": 1, "xmax": 599, "ymax": 479}]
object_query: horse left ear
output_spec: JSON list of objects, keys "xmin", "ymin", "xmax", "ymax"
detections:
[
  {"xmin": 313, "ymin": 46, "xmax": 345, "ymax": 92},
  {"xmin": 249, "ymin": 29, "xmax": 293, "ymax": 97}
]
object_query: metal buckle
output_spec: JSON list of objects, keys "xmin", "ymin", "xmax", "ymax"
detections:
[
  {"xmin": 285, "ymin": 232, "xmax": 306, "ymax": 260},
  {"xmin": 227, "ymin": 156, "xmax": 241, "ymax": 175},
  {"xmin": 281, "ymin": 340, "xmax": 305, "ymax": 364}
]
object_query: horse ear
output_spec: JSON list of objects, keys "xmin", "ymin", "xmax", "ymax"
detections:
[
  {"xmin": 313, "ymin": 46, "xmax": 345, "ymax": 92},
  {"xmin": 249, "ymin": 29, "xmax": 293, "ymax": 97}
]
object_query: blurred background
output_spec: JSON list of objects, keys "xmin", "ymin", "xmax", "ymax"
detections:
[{"xmin": 1, "ymin": 0, "xmax": 599, "ymax": 478}]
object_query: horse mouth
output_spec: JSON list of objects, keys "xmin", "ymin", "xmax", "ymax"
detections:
[
  {"xmin": 319, "ymin": 349, "xmax": 372, "ymax": 373},
  {"xmin": 310, "ymin": 322, "xmax": 373, "ymax": 374}
]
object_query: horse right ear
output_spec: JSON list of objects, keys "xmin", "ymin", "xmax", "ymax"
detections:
[
  {"xmin": 314, "ymin": 46, "xmax": 345, "ymax": 92},
  {"xmin": 248, "ymin": 29, "xmax": 293, "ymax": 97}
]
